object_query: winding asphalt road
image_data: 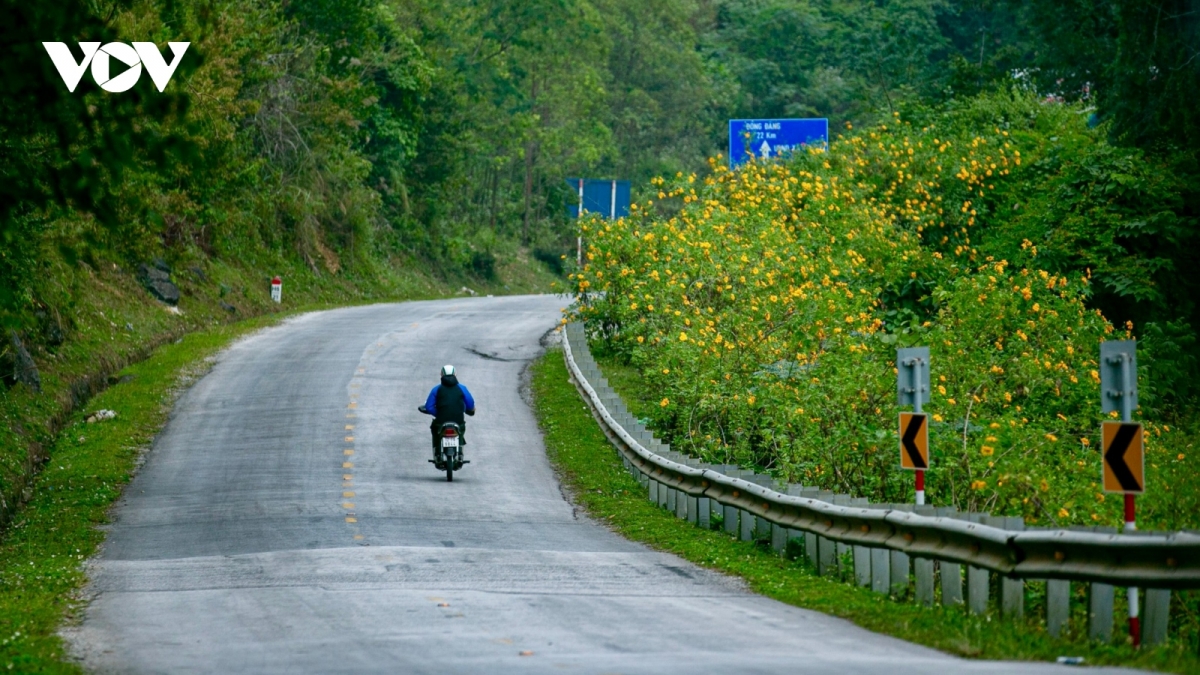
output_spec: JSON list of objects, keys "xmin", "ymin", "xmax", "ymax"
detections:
[{"xmin": 65, "ymin": 296, "xmax": 1134, "ymax": 673}]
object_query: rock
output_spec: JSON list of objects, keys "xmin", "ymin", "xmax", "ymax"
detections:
[
  {"xmin": 189, "ymin": 265, "xmax": 207, "ymax": 282},
  {"xmin": 86, "ymin": 409, "xmax": 117, "ymax": 424},
  {"xmin": 220, "ymin": 301, "xmax": 237, "ymax": 314},
  {"xmin": 138, "ymin": 263, "xmax": 181, "ymax": 305},
  {"xmin": 6, "ymin": 330, "xmax": 41, "ymax": 393},
  {"xmin": 152, "ymin": 257, "xmax": 171, "ymax": 274}
]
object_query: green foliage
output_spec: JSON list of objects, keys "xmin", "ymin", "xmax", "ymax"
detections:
[{"xmin": 571, "ymin": 98, "xmax": 1200, "ymax": 530}]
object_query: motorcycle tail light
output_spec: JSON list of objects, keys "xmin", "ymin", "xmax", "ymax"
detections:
[{"xmin": 443, "ymin": 428, "xmax": 457, "ymax": 437}]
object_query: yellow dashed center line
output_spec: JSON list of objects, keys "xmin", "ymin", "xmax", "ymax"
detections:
[
  {"xmin": 344, "ymin": 436, "xmax": 354, "ymax": 442},
  {"xmin": 347, "ymin": 402, "xmax": 357, "ymax": 409},
  {"xmin": 343, "ymin": 502, "xmax": 355, "ymax": 509},
  {"xmin": 345, "ymin": 425, "xmax": 355, "ymax": 430},
  {"xmin": 343, "ymin": 491, "xmax": 356, "ymax": 498},
  {"xmin": 343, "ymin": 461, "xmax": 353, "ymax": 469},
  {"xmin": 346, "ymin": 517, "xmax": 357, "ymax": 523}
]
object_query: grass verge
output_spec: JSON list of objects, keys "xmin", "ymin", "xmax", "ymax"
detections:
[
  {"xmin": 0, "ymin": 312, "xmax": 289, "ymax": 673},
  {"xmin": 529, "ymin": 347, "xmax": 1200, "ymax": 673}
]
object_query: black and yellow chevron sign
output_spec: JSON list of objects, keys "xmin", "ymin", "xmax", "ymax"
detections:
[
  {"xmin": 1102, "ymin": 421, "xmax": 1144, "ymax": 494},
  {"xmin": 898, "ymin": 412, "xmax": 929, "ymax": 470}
]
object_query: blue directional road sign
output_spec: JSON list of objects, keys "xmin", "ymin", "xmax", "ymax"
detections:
[
  {"xmin": 728, "ymin": 118, "xmax": 828, "ymax": 167},
  {"xmin": 566, "ymin": 178, "xmax": 630, "ymax": 220}
]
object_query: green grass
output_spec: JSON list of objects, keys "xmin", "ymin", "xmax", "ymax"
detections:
[
  {"xmin": 0, "ymin": 313, "xmax": 293, "ymax": 673},
  {"xmin": 529, "ymin": 347, "xmax": 1200, "ymax": 673}
]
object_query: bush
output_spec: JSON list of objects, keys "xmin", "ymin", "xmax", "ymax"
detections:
[{"xmin": 572, "ymin": 93, "xmax": 1198, "ymax": 528}]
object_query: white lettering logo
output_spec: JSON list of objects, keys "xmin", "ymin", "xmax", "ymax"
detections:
[{"xmin": 42, "ymin": 42, "xmax": 189, "ymax": 93}]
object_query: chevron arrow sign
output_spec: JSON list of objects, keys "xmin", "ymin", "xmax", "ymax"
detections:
[
  {"xmin": 1102, "ymin": 421, "xmax": 1144, "ymax": 493},
  {"xmin": 899, "ymin": 412, "xmax": 929, "ymax": 470}
]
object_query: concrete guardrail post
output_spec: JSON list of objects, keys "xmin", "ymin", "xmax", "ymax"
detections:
[
  {"xmin": 1088, "ymin": 582, "xmax": 1114, "ymax": 643},
  {"xmin": 913, "ymin": 505, "xmax": 936, "ymax": 607},
  {"xmin": 1046, "ymin": 579, "xmax": 1070, "ymax": 638},
  {"xmin": 936, "ymin": 507, "xmax": 963, "ymax": 606},
  {"xmin": 1088, "ymin": 525, "xmax": 1117, "ymax": 643},
  {"xmin": 966, "ymin": 512, "xmax": 990, "ymax": 614},
  {"xmin": 998, "ymin": 516, "xmax": 1025, "ymax": 619},
  {"xmin": 891, "ymin": 504, "xmax": 913, "ymax": 596},
  {"xmin": 1142, "ymin": 588, "xmax": 1171, "ymax": 646}
]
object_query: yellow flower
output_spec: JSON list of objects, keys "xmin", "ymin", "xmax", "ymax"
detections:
[
  {"xmin": 1044, "ymin": 433, "xmax": 1058, "ymax": 442},
  {"xmin": 970, "ymin": 480, "xmax": 987, "ymax": 490},
  {"xmin": 679, "ymin": 332, "xmax": 688, "ymax": 341},
  {"xmin": 636, "ymin": 336, "xmax": 644, "ymax": 343},
  {"xmin": 981, "ymin": 445, "xmax": 995, "ymax": 456},
  {"xmin": 1039, "ymin": 479, "xmax": 1050, "ymax": 492},
  {"xmin": 937, "ymin": 385, "xmax": 946, "ymax": 395},
  {"xmin": 662, "ymin": 368, "xmax": 670, "ymax": 374},
  {"xmin": 933, "ymin": 414, "xmax": 944, "ymax": 422},
  {"xmin": 1058, "ymin": 508, "xmax": 1070, "ymax": 518},
  {"xmin": 947, "ymin": 398, "xmax": 957, "ymax": 405},
  {"xmin": 1080, "ymin": 437, "xmax": 1089, "ymax": 446},
  {"xmin": 747, "ymin": 396, "xmax": 756, "ymax": 405},
  {"xmin": 660, "ymin": 398, "xmax": 669, "ymax": 407},
  {"xmin": 1177, "ymin": 453, "xmax": 1185, "ymax": 461}
]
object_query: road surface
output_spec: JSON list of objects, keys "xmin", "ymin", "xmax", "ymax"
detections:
[{"xmin": 66, "ymin": 296, "xmax": 1134, "ymax": 673}]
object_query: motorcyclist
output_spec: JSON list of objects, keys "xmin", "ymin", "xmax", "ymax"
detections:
[{"xmin": 419, "ymin": 365, "xmax": 475, "ymax": 460}]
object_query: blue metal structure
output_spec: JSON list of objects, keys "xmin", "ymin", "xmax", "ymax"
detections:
[
  {"xmin": 566, "ymin": 178, "xmax": 630, "ymax": 220},
  {"xmin": 728, "ymin": 118, "xmax": 828, "ymax": 167}
]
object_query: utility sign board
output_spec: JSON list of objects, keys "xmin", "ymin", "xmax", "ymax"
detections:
[
  {"xmin": 566, "ymin": 178, "xmax": 630, "ymax": 220},
  {"xmin": 1102, "ymin": 421, "xmax": 1144, "ymax": 493},
  {"xmin": 728, "ymin": 118, "xmax": 828, "ymax": 167},
  {"xmin": 899, "ymin": 412, "xmax": 929, "ymax": 470},
  {"xmin": 896, "ymin": 346, "xmax": 931, "ymax": 408},
  {"xmin": 1100, "ymin": 340, "xmax": 1137, "ymax": 416}
]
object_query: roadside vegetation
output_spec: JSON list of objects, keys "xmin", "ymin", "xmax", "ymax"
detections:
[
  {"xmin": 531, "ymin": 350, "xmax": 1200, "ymax": 672},
  {"xmin": 0, "ymin": 314, "xmax": 290, "ymax": 673},
  {"xmin": 571, "ymin": 92, "xmax": 1198, "ymax": 530}
]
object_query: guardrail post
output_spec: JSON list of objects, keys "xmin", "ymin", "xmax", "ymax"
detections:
[
  {"xmin": 1142, "ymin": 589, "xmax": 1170, "ymax": 646},
  {"xmin": 891, "ymin": 504, "xmax": 913, "ymax": 596},
  {"xmin": 913, "ymin": 505, "xmax": 936, "ymax": 607},
  {"xmin": 812, "ymin": 490, "xmax": 834, "ymax": 571},
  {"xmin": 697, "ymin": 497, "xmax": 710, "ymax": 528},
  {"xmin": 687, "ymin": 494, "xmax": 699, "ymax": 524},
  {"xmin": 818, "ymin": 531, "xmax": 838, "ymax": 576},
  {"xmin": 935, "ymin": 506, "xmax": 964, "ymax": 606},
  {"xmin": 1046, "ymin": 579, "xmax": 1070, "ymax": 638},
  {"xmin": 832, "ymin": 495, "xmax": 852, "ymax": 572},
  {"xmin": 648, "ymin": 479, "xmax": 658, "ymax": 504},
  {"xmin": 999, "ymin": 516, "xmax": 1025, "ymax": 619},
  {"xmin": 1088, "ymin": 582, "xmax": 1114, "ymax": 643},
  {"xmin": 853, "ymin": 498, "xmax": 873, "ymax": 588},
  {"xmin": 666, "ymin": 483, "xmax": 677, "ymax": 513},
  {"xmin": 724, "ymin": 502, "xmax": 739, "ymax": 536},
  {"xmin": 870, "ymin": 504, "xmax": 891, "ymax": 594},
  {"xmin": 772, "ymin": 523, "xmax": 787, "ymax": 554},
  {"xmin": 871, "ymin": 550, "xmax": 891, "ymax": 594},
  {"xmin": 966, "ymin": 512, "xmax": 990, "ymax": 614}
]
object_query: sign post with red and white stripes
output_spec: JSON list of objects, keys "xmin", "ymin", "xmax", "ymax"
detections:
[
  {"xmin": 1100, "ymin": 340, "xmax": 1142, "ymax": 646},
  {"xmin": 271, "ymin": 276, "xmax": 282, "ymax": 303}
]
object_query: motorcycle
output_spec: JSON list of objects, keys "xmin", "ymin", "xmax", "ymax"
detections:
[{"xmin": 419, "ymin": 406, "xmax": 469, "ymax": 481}]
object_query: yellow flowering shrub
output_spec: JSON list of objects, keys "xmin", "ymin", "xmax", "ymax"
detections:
[{"xmin": 572, "ymin": 112, "xmax": 1198, "ymax": 528}]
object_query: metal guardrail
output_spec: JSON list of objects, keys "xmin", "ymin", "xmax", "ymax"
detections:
[{"xmin": 561, "ymin": 322, "xmax": 1198, "ymax": 645}]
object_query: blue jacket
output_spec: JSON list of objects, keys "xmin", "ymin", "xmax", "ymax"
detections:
[{"xmin": 423, "ymin": 382, "xmax": 475, "ymax": 417}]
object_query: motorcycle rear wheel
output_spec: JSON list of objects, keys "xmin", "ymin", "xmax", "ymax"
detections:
[{"xmin": 446, "ymin": 465, "xmax": 454, "ymax": 482}]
